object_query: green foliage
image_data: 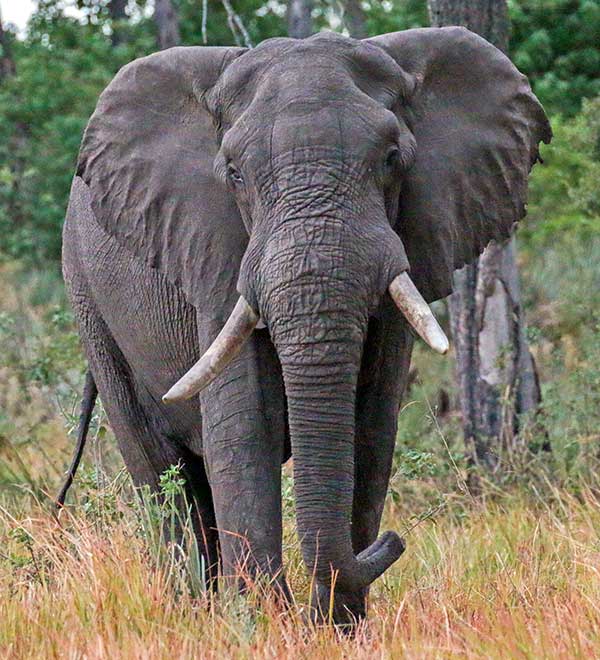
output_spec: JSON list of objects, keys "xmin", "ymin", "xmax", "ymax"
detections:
[
  {"xmin": 178, "ymin": 0, "xmax": 285, "ymax": 45},
  {"xmin": 523, "ymin": 95, "xmax": 600, "ymax": 242},
  {"xmin": 0, "ymin": 1, "xmax": 155, "ymax": 263},
  {"xmin": 396, "ymin": 448, "xmax": 438, "ymax": 480},
  {"xmin": 537, "ymin": 325, "xmax": 600, "ymax": 482},
  {"xmin": 0, "ymin": 264, "xmax": 89, "ymax": 499},
  {"xmin": 0, "ymin": 283, "xmax": 83, "ymax": 390},
  {"xmin": 335, "ymin": 0, "xmax": 429, "ymax": 35},
  {"xmin": 509, "ymin": 0, "xmax": 600, "ymax": 116},
  {"xmin": 136, "ymin": 463, "xmax": 207, "ymax": 597}
]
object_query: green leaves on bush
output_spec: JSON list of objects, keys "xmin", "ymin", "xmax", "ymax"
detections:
[
  {"xmin": 509, "ymin": 0, "xmax": 600, "ymax": 116},
  {"xmin": 524, "ymin": 95, "xmax": 600, "ymax": 243}
]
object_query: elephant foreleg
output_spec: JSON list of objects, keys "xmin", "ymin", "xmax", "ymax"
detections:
[{"xmin": 200, "ymin": 326, "xmax": 290, "ymax": 599}]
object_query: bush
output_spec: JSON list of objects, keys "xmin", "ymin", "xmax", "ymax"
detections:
[{"xmin": 523, "ymin": 95, "xmax": 600, "ymax": 243}]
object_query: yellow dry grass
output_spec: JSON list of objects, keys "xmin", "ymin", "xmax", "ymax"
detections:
[
  {"xmin": 2, "ymin": 486, "xmax": 600, "ymax": 659},
  {"xmin": 2, "ymin": 257, "xmax": 600, "ymax": 658}
]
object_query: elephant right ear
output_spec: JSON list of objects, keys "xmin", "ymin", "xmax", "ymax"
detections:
[{"xmin": 77, "ymin": 46, "xmax": 247, "ymax": 306}]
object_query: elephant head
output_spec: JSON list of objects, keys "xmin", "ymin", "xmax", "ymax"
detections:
[{"xmin": 77, "ymin": 29, "xmax": 550, "ymax": 593}]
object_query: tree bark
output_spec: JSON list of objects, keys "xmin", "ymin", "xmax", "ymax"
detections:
[
  {"xmin": 109, "ymin": 0, "xmax": 128, "ymax": 46},
  {"xmin": 344, "ymin": 0, "xmax": 367, "ymax": 39},
  {"xmin": 109, "ymin": 0, "xmax": 127, "ymax": 21},
  {"xmin": 428, "ymin": 0, "xmax": 542, "ymax": 474},
  {"xmin": 287, "ymin": 0, "xmax": 313, "ymax": 39},
  {"xmin": 0, "ymin": 11, "xmax": 16, "ymax": 81},
  {"xmin": 428, "ymin": 0, "xmax": 510, "ymax": 51},
  {"xmin": 154, "ymin": 0, "xmax": 181, "ymax": 50}
]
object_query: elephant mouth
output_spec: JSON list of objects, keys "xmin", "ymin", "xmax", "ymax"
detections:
[{"xmin": 162, "ymin": 270, "xmax": 448, "ymax": 404}]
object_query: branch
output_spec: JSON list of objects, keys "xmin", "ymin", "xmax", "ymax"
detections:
[
  {"xmin": 221, "ymin": 0, "xmax": 253, "ymax": 48},
  {"xmin": 202, "ymin": 0, "xmax": 208, "ymax": 44}
]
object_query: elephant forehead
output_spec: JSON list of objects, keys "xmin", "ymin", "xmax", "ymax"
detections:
[
  {"xmin": 218, "ymin": 69, "xmax": 405, "ymax": 168},
  {"xmin": 263, "ymin": 98, "xmax": 389, "ymax": 157},
  {"xmin": 221, "ymin": 98, "xmax": 399, "ymax": 180},
  {"xmin": 208, "ymin": 34, "xmax": 411, "ymax": 125}
]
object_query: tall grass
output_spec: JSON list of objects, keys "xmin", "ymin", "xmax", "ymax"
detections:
[
  {"xmin": 2, "ymin": 483, "xmax": 600, "ymax": 658},
  {"xmin": 0, "ymin": 233, "xmax": 599, "ymax": 658}
]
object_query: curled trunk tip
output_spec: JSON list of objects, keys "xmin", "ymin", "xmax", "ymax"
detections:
[{"xmin": 332, "ymin": 530, "xmax": 405, "ymax": 592}]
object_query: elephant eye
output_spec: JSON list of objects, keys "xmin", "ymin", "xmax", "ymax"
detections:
[
  {"xmin": 384, "ymin": 146, "xmax": 400, "ymax": 173},
  {"xmin": 227, "ymin": 163, "xmax": 244, "ymax": 186}
]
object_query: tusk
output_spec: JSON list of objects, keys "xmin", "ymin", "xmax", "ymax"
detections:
[
  {"xmin": 163, "ymin": 297, "xmax": 259, "ymax": 404},
  {"xmin": 389, "ymin": 272, "xmax": 449, "ymax": 355}
]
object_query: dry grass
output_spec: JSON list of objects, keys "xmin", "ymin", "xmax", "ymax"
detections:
[
  {"xmin": 2, "ymin": 485, "xmax": 600, "ymax": 659},
  {"xmin": 1, "ymin": 238, "xmax": 600, "ymax": 659}
]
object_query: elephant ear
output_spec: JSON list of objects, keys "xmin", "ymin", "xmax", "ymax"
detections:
[
  {"xmin": 369, "ymin": 27, "xmax": 551, "ymax": 302},
  {"xmin": 76, "ymin": 46, "xmax": 247, "ymax": 306}
]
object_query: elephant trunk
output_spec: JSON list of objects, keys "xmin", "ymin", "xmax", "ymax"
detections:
[{"xmin": 272, "ymin": 294, "xmax": 404, "ymax": 593}]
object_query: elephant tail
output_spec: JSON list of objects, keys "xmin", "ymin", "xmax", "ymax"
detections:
[{"xmin": 55, "ymin": 369, "xmax": 98, "ymax": 508}]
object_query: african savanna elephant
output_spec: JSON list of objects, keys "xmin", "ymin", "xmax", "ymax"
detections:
[{"xmin": 61, "ymin": 28, "xmax": 550, "ymax": 624}]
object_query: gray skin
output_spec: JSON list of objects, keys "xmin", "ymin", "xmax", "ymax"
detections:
[{"xmin": 62, "ymin": 29, "xmax": 550, "ymax": 624}]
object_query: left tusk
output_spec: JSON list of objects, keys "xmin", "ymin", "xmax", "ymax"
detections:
[
  {"xmin": 162, "ymin": 297, "xmax": 259, "ymax": 404},
  {"xmin": 388, "ymin": 272, "xmax": 449, "ymax": 355}
]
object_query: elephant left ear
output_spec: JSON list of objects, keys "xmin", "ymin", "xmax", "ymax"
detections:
[
  {"xmin": 76, "ymin": 46, "xmax": 247, "ymax": 308},
  {"xmin": 368, "ymin": 27, "xmax": 552, "ymax": 302}
]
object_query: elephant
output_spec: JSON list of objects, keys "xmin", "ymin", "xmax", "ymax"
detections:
[{"xmin": 60, "ymin": 28, "xmax": 550, "ymax": 625}]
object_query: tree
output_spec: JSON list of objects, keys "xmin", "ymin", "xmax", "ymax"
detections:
[
  {"xmin": 288, "ymin": 0, "xmax": 312, "ymax": 38},
  {"xmin": 428, "ymin": 0, "xmax": 542, "ymax": 476},
  {"xmin": 109, "ymin": 0, "xmax": 128, "ymax": 45},
  {"xmin": 343, "ymin": 0, "xmax": 367, "ymax": 38},
  {"xmin": 0, "ymin": 9, "xmax": 16, "ymax": 80},
  {"xmin": 109, "ymin": 0, "xmax": 127, "ymax": 17},
  {"xmin": 154, "ymin": 0, "xmax": 181, "ymax": 49}
]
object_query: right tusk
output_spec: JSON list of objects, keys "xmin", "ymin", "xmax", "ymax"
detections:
[
  {"xmin": 162, "ymin": 297, "xmax": 259, "ymax": 404},
  {"xmin": 389, "ymin": 272, "xmax": 449, "ymax": 355}
]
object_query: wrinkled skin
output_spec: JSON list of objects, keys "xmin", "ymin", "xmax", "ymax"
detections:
[{"xmin": 63, "ymin": 30, "xmax": 550, "ymax": 624}]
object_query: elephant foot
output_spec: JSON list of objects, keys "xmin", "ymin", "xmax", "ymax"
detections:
[{"xmin": 309, "ymin": 582, "xmax": 368, "ymax": 629}]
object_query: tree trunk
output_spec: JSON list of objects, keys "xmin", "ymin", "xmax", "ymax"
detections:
[
  {"xmin": 344, "ymin": 0, "xmax": 367, "ymax": 39},
  {"xmin": 428, "ymin": 0, "xmax": 542, "ymax": 475},
  {"xmin": 109, "ymin": 0, "xmax": 128, "ymax": 46},
  {"xmin": 288, "ymin": 0, "xmax": 313, "ymax": 38},
  {"xmin": 428, "ymin": 0, "xmax": 510, "ymax": 51},
  {"xmin": 0, "ymin": 11, "xmax": 16, "ymax": 81},
  {"xmin": 154, "ymin": 0, "xmax": 181, "ymax": 50}
]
